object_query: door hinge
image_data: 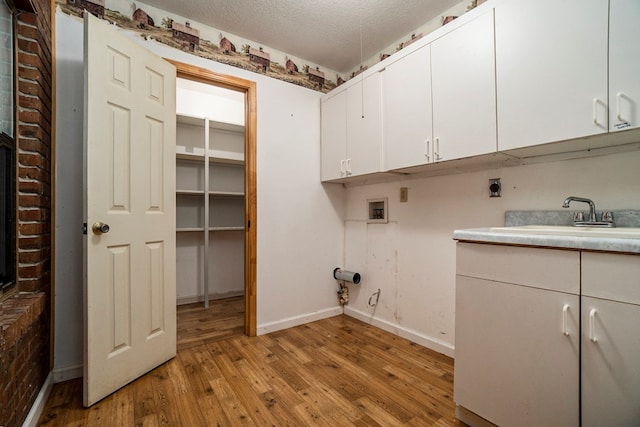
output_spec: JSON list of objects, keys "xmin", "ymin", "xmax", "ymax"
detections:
[{"xmin": 83, "ymin": 222, "xmax": 87, "ymax": 235}]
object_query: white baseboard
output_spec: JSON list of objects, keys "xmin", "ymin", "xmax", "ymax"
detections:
[
  {"xmin": 344, "ymin": 306, "xmax": 455, "ymax": 358},
  {"xmin": 177, "ymin": 290, "xmax": 244, "ymax": 306},
  {"xmin": 52, "ymin": 364, "xmax": 83, "ymax": 383},
  {"xmin": 22, "ymin": 372, "xmax": 54, "ymax": 427},
  {"xmin": 257, "ymin": 306, "xmax": 343, "ymax": 335},
  {"xmin": 455, "ymin": 405, "xmax": 498, "ymax": 427}
]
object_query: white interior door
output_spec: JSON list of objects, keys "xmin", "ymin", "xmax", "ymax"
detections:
[{"xmin": 83, "ymin": 13, "xmax": 176, "ymax": 406}]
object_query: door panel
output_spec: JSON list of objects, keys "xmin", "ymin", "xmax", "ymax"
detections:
[
  {"xmin": 346, "ymin": 73, "xmax": 382, "ymax": 176},
  {"xmin": 495, "ymin": 0, "xmax": 608, "ymax": 150},
  {"xmin": 455, "ymin": 275, "xmax": 579, "ymax": 426},
  {"xmin": 320, "ymin": 91, "xmax": 347, "ymax": 180},
  {"xmin": 383, "ymin": 45, "xmax": 432, "ymax": 170},
  {"xmin": 582, "ymin": 297, "xmax": 640, "ymax": 426},
  {"xmin": 432, "ymin": 10, "xmax": 496, "ymax": 161},
  {"xmin": 83, "ymin": 12, "xmax": 176, "ymax": 406},
  {"xmin": 609, "ymin": 0, "xmax": 640, "ymax": 131}
]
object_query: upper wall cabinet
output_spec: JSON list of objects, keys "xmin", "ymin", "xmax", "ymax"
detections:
[
  {"xmin": 321, "ymin": 0, "xmax": 640, "ymax": 182},
  {"xmin": 346, "ymin": 73, "xmax": 383, "ymax": 177},
  {"xmin": 431, "ymin": 9, "xmax": 497, "ymax": 161},
  {"xmin": 321, "ymin": 73, "xmax": 382, "ymax": 180},
  {"xmin": 383, "ymin": 45, "xmax": 433, "ymax": 170},
  {"xmin": 320, "ymin": 90, "xmax": 347, "ymax": 181},
  {"xmin": 609, "ymin": 0, "xmax": 640, "ymax": 132},
  {"xmin": 383, "ymin": 10, "xmax": 496, "ymax": 171},
  {"xmin": 495, "ymin": 0, "xmax": 609, "ymax": 151}
]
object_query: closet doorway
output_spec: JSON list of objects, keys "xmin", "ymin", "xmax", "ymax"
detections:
[{"xmin": 168, "ymin": 60, "xmax": 257, "ymax": 341}]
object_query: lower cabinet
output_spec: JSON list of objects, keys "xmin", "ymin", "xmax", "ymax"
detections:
[
  {"xmin": 455, "ymin": 243, "xmax": 580, "ymax": 426},
  {"xmin": 581, "ymin": 252, "xmax": 640, "ymax": 426},
  {"xmin": 455, "ymin": 244, "xmax": 640, "ymax": 427}
]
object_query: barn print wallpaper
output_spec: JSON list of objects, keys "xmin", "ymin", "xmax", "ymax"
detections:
[
  {"xmin": 57, "ymin": 0, "xmax": 345, "ymax": 92},
  {"xmin": 56, "ymin": 0, "xmax": 469, "ymax": 93}
]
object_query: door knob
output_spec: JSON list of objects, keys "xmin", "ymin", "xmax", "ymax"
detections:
[{"xmin": 92, "ymin": 222, "xmax": 110, "ymax": 235}]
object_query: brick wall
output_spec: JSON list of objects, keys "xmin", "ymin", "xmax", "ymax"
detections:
[{"xmin": 0, "ymin": 0, "xmax": 52, "ymax": 425}]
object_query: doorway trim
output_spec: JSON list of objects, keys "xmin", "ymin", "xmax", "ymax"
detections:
[{"xmin": 167, "ymin": 59, "xmax": 257, "ymax": 336}]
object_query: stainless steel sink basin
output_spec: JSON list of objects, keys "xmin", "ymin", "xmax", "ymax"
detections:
[{"xmin": 489, "ymin": 225, "xmax": 640, "ymax": 239}]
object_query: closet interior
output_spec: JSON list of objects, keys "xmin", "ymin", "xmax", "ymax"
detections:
[{"xmin": 175, "ymin": 77, "xmax": 245, "ymax": 308}]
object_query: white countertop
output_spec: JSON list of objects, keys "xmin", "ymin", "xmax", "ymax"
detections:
[{"xmin": 453, "ymin": 227, "xmax": 640, "ymax": 254}]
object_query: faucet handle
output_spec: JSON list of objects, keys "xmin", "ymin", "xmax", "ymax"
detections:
[
  {"xmin": 601, "ymin": 211, "xmax": 614, "ymax": 222},
  {"xmin": 573, "ymin": 212, "xmax": 584, "ymax": 222}
]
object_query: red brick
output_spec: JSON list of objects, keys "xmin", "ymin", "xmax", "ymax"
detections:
[
  {"xmin": 16, "ymin": 11, "xmax": 37, "ymax": 26},
  {"xmin": 18, "ymin": 165, "xmax": 46, "ymax": 182},
  {"xmin": 18, "ymin": 79, "xmax": 44, "ymax": 97},
  {"xmin": 18, "ymin": 234, "xmax": 50, "ymax": 250},
  {"xmin": 17, "ymin": 38, "xmax": 39, "ymax": 54},
  {"xmin": 18, "ymin": 94, "xmax": 43, "ymax": 111},
  {"xmin": 17, "ymin": 51, "xmax": 40, "ymax": 68},
  {"xmin": 18, "ymin": 153, "xmax": 45, "ymax": 168},
  {"xmin": 18, "ymin": 180, "xmax": 44, "ymax": 194},
  {"xmin": 17, "ymin": 123, "xmax": 43, "ymax": 140},
  {"xmin": 18, "ymin": 110, "xmax": 43, "ymax": 126},
  {"xmin": 17, "ymin": 24, "xmax": 38, "ymax": 39},
  {"xmin": 18, "ymin": 264, "xmax": 45, "ymax": 279},
  {"xmin": 17, "ymin": 140, "xmax": 48, "ymax": 156},
  {"xmin": 17, "ymin": 196, "xmax": 49, "ymax": 210},
  {"xmin": 2, "ymin": 0, "xmax": 52, "ymax": 424},
  {"xmin": 19, "ymin": 208, "xmax": 48, "ymax": 222},
  {"xmin": 19, "ymin": 222, "xmax": 46, "ymax": 235},
  {"xmin": 17, "ymin": 280, "xmax": 43, "ymax": 293}
]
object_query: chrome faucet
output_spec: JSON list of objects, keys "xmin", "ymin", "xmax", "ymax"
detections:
[
  {"xmin": 562, "ymin": 196, "xmax": 597, "ymax": 222},
  {"xmin": 562, "ymin": 196, "xmax": 614, "ymax": 227}
]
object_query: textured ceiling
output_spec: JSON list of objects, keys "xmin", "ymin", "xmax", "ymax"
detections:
[{"xmin": 139, "ymin": 0, "xmax": 462, "ymax": 73}]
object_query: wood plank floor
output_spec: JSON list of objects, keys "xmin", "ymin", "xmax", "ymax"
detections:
[
  {"xmin": 177, "ymin": 296, "xmax": 245, "ymax": 351},
  {"xmin": 39, "ymin": 306, "xmax": 464, "ymax": 426}
]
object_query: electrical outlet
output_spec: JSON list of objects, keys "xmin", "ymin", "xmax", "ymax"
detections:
[
  {"xmin": 400, "ymin": 187, "xmax": 408, "ymax": 203},
  {"xmin": 489, "ymin": 178, "xmax": 501, "ymax": 197}
]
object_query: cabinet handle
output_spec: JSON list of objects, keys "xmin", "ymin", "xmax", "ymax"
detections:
[
  {"xmin": 592, "ymin": 98, "xmax": 603, "ymax": 126},
  {"xmin": 589, "ymin": 308, "xmax": 598, "ymax": 343},
  {"xmin": 425, "ymin": 139, "xmax": 430, "ymax": 161},
  {"xmin": 616, "ymin": 92, "xmax": 624, "ymax": 122},
  {"xmin": 434, "ymin": 138, "xmax": 441, "ymax": 161},
  {"xmin": 346, "ymin": 158, "xmax": 352, "ymax": 176},
  {"xmin": 562, "ymin": 304, "xmax": 570, "ymax": 336},
  {"xmin": 340, "ymin": 159, "xmax": 346, "ymax": 177}
]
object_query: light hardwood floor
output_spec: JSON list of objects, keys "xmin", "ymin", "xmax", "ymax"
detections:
[
  {"xmin": 176, "ymin": 296, "xmax": 245, "ymax": 351},
  {"xmin": 39, "ymin": 300, "xmax": 463, "ymax": 426}
]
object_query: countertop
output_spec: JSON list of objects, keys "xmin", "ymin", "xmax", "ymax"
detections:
[{"xmin": 453, "ymin": 227, "xmax": 640, "ymax": 254}]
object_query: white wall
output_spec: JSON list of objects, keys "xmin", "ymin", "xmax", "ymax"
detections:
[
  {"xmin": 342, "ymin": 149, "xmax": 640, "ymax": 357},
  {"xmin": 352, "ymin": 0, "xmax": 468, "ymax": 76},
  {"xmin": 53, "ymin": 12, "xmax": 85, "ymax": 380},
  {"xmin": 54, "ymin": 11, "xmax": 345, "ymax": 376}
]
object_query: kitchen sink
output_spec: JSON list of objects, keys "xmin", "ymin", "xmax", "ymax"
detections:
[{"xmin": 489, "ymin": 225, "xmax": 640, "ymax": 239}]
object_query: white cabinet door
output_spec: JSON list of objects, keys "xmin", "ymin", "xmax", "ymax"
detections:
[
  {"xmin": 431, "ymin": 10, "xmax": 496, "ymax": 161},
  {"xmin": 609, "ymin": 0, "xmax": 640, "ymax": 132},
  {"xmin": 320, "ymin": 91, "xmax": 347, "ymax": 181},
  {"xmin": 581, "ymin": 251, "xmax": 640, "ymax": 426},
  {"xmin": 495, "ymin": 0, "xmax": 608, "ymax": 150},
  {"xmin": 581, "ymin": 297, "xmax": 640, "ymax": 426},
  {"xmin": 382, "ymin": 45, "xmax": 432, "ymax": 170},
  {"xmin": 346, "ymin": 73, "xmax": 382, "ymax": 176},
  {"xmin": 455, "ymin": 275, "xmax": 580, "ymax": 427}
]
